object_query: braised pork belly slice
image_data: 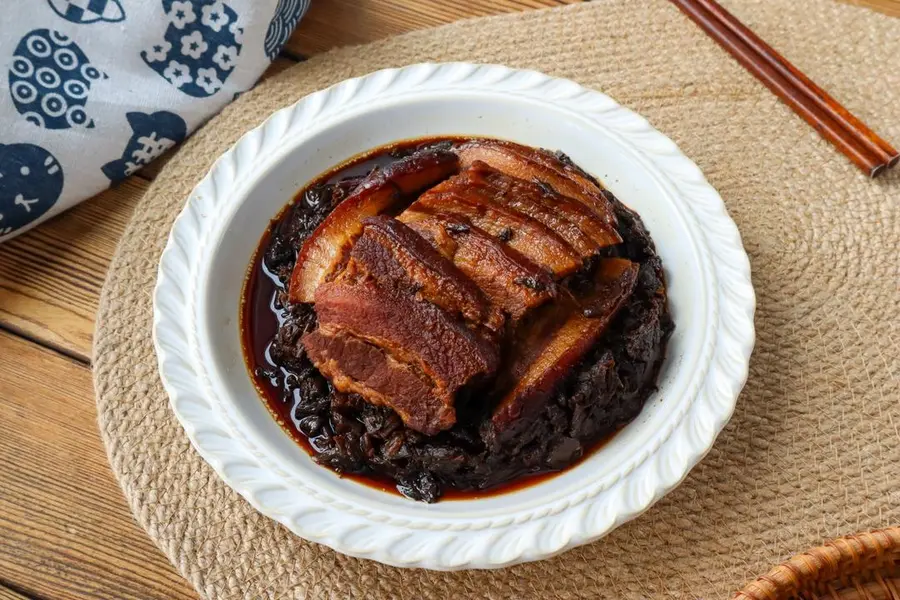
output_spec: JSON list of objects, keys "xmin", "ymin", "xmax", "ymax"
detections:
[
  {"xmin": 449, "ymin": 162, "xmax": 599, "ymax": 257},
  {"xmin": 302, "ymin": 329, "xmax": 448, "ymax": 435},
  {"xmin": 491, "ymin": 258, "xmax": 639, "ymax": 439},
  {"xmin": 303, "ymin": 274, "xmax": 499, "ymax": 435},
  {"xmin": 288, "ymin": 148, "xmax": 459, "ymax": 303},
  {"xmin": 454, "ymin": 139, "xmax": 622, "ymax": 239},
  {"xmin": 462, "ymin": 161, "xmax": 621, "ymax": 251},
  {"xmin": 354, "ymin": 216, "xmax": 503, "ymax": 334},
  {"xmin": 410, "ymin": 184, "xmax": 582, "ymax": 277},
  {"xmin": 399, "ymin": 210, "xmax": 556, "ymax": 321}
]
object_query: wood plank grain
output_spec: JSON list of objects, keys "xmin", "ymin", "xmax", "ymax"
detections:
[
  {"xmin": 0, "ymin": 177, "xmax": 148, "ymax": 361},
  {"xmin": 0, "ymin": 585, "xmax": 32, "ymax": 600},
  {"xmin": 285, "ymin": 0, "xmax": 578, "ymax": 56},
  {"xmin": 285, "ymin": 0, "xmax": 900, "ymax": 57},
  {"xmin": 0, "ymin": 331, "xmax": 198, "ymax": 600},
  {"xmin": 843, "ymin": 0, "xmax": 900, "ymax": 16}
]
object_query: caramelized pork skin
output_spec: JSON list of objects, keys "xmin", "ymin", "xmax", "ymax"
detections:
[
  {"xmin": 356, "ymin": 216, "xmax": 502, "ymax": 333},
  {"xmin": 399, "ymin": 211, "xmax": 557, "ymax": 321},
  {"xmin": 453, "ymin": 139, "xmax": 622, "ymax": 236},
  {"xmin": 412, "ymin": 180, "xmax": 582, "ymax": 276},
  {"xmin": 288, "ymin": 148, "xmax": 459, "ymax": 303},
  {"xmin": 460, "ymin": 161, "xmax": 621, "ymax": 251}
]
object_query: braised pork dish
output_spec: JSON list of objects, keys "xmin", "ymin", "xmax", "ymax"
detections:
[{"xmin": 242, "ymin": 138, "xmax": 673, "ymax": 502}]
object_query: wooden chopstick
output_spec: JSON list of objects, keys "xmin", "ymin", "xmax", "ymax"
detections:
[
  {"xmin": 694, "ymin": 0, "xmax": 899, "ymax": 169},
  {"xmin": 670, "ymin": 0, "xmax": 898, "ymax": 178}
]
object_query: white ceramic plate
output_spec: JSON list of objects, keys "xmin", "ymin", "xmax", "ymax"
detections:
[{"xmin": 153, "ymin": 62, "xmax": 755, "ymax": 570}]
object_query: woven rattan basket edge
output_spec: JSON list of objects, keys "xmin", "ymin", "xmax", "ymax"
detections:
[{"xmin": 734, "ymin": 527, "xmax": 900, "ymax": 600}]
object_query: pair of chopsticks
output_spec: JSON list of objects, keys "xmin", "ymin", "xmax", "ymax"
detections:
[{"xmin": 670, "ymin": 0, "xmax": 898, "ymax": 178}]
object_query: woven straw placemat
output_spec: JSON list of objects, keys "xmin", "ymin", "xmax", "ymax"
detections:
[{"xmin": 93, "ymin": 1, "xmax": 900, "ymax": 598}]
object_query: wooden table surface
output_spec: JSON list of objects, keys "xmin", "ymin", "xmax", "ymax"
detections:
[{"xmin": 0, "ymin": 0, "xmax": 897, "ymax": 598}]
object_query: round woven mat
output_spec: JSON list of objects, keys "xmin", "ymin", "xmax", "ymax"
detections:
[{"xmin": 93, "ymin": 0, "xmax": 900, "ymax": 598}]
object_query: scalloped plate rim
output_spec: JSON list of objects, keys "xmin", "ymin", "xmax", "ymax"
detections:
[{"xmin": 152, "ymin": 62, "xmax": 755, "ymax": 570}]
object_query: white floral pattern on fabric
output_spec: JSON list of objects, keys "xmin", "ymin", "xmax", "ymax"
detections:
[
  {"xmin": 201, "ymin": 1, "xmax": 230, "ymax": 32},
  {"xmin": 143, "ymin": 0, "xmax": 242, "ymax": 99},
  {"xmin": 180, "ymin": 30, "xmax": 208, "ymax": 59},
  {"xmin": 133, "ymin": 132, "xmax": 176, "ymax": 163},
  {"xmin": 144, "ymin": 40, "xmax": 172, "ymax": 63},
  {"xmin": 212, "ymin": 45, "xmax": 238, "ymax": 70},
  {"xmin": 229, "ymin": 20, "xmax": 245, "ymax": 44},
  {"xmin": 195, "ymin": 67, "xmax": 222, "ymax": 94},
  {"xmin": 163, "ymin": 60, "xmax": 192, "ymax": 88},
  {"xmin": 167, "ymin": 1, "xmax": 196, "ymax": 29}
]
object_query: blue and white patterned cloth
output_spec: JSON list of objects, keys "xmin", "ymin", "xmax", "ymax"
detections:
[{"xmin": 0, "ymin": 0, "xmax": 310, "ymax": 242}]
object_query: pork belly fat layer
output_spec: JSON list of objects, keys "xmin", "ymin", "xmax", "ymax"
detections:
[{"xmin": 462, "ymin": 161, "xmax": 621, "ymax": 251}]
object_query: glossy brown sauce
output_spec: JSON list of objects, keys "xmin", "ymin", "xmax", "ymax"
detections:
[{"xmin": 240, "ymin": 138, "xmax": 617, "ymax": 500}]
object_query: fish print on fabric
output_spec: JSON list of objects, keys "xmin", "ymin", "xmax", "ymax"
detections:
[
  {"xmin": 47, "ymin": 0, "xmax": 126, "ymax": 24},
  {"xmin": 142, "ymin": 0, "xmax": 243, "ymax": 98},
  {"xmin": 9, "ymin": 29, "xmax": 107, "ymax": 129},
  {"xmin": 264, "ymin": 0, "xmax": 310, "ymax": 59},
  {"xmin": 0, "ymin": 144, "xmax": 64, "ymax": 237},
  {"xmin": 101, "ymin": 111, "xmax": 187, "ymax": 181}
]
